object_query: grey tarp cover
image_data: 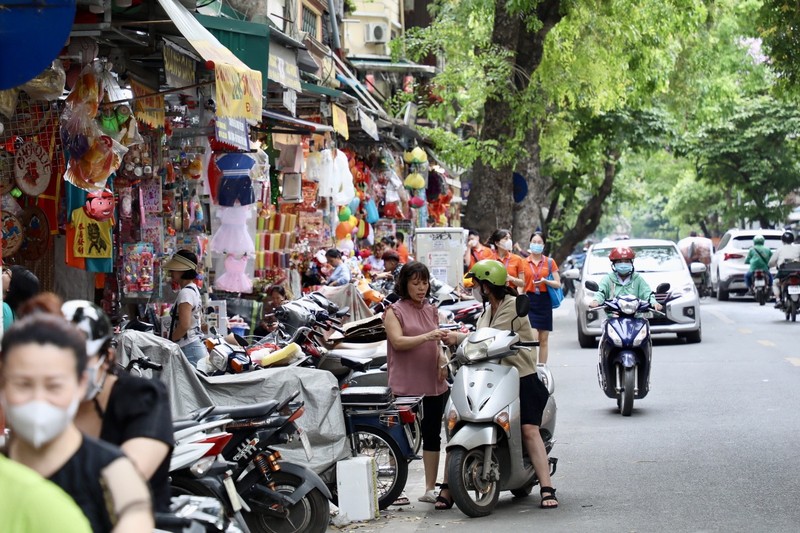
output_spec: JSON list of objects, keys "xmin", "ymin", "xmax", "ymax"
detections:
[
  {"xmin": 115, "ymin": 331, "xmax": 349, "ymax": 474},
  {"xmin": 317, "ymin": 284, "xmax": 373, "ymax": 323}
]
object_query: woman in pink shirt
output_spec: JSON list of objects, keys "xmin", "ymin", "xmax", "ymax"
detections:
[{"xmin": 384, "ymin": 261, "xmax": 452, "ymax": 509}]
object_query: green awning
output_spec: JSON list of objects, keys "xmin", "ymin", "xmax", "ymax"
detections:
[{"xmin": 301, "ymin": 81, "xmax": 344, "ymax": 99}]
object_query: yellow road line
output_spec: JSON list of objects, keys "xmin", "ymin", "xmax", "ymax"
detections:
[
  {"xmin": 706, "ymin": 307, "xmax": 735, "ymax": 325},
  {"xmin": 757, "ymin": 340, "xmax": 776, "ymax": 347},
  {"xmin": 786, "ymin": 357, "xmax": 800, "ymax": 367},
  {"xmin": 738, "ymin": 328, "xmax": 753, "ymax": 335}
]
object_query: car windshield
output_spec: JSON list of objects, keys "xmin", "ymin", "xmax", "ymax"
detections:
[
  {"xmin": 730, "ymin": 236, "xmax": 782, "ymax": 250},
  {"xmin": 587, "ymin": 245, "xmax": 684, "ymax": 275}
]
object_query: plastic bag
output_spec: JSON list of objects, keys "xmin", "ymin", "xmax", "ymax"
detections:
[
  {"xmin": 64, "ymin": 135, "xmax": 127, "ymax": 191},
  {"xmin": 20, "ymin": 60, "xmax": 66, "ymax": 102},
  {"xmin": 365, "ymin": 198, "xmax": 379, "ymax": 224},
  {"xmin": 0, "ymin": 89, "xmax": 19, "ymax": 119}
]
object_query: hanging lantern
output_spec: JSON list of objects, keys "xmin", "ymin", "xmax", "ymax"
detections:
[
  {"xmin": 404, "ymin": 172, "xmax": 425, "ymax": 190},
  {"xmin": 338, "ymin": 206, "xmax": 351, "ymax": 221}
]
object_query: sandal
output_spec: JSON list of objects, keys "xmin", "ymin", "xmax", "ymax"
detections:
[
  {"xmin": 392, "ymin": 494, "xmax": 411, "ymax": 506},
  {"xmin": 435, "ymin": 483, "xmax": 454, "ymax": 510},
  {"xmin": 418, "ymin": 490, "xmax": 437, "ymax": 503},
  {"xmin": 540, "ymin": 486, "xmax": 558, "ymax": 509}
]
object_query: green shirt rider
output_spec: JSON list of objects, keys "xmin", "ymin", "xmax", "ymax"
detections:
[
  {"xmin": 588, "ymin": 246, "xmax": 663, "ymax": 312},
  {"xmin": 744, "ymin": 234, "xmax": 773, "ymax": 293}
]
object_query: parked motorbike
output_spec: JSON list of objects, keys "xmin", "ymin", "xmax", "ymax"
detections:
[
  {"xmin": 777, "ymin": 261, "xmax": 800, "ymax": 322},
  {"xmin": 752, "ymin": 269, "xmax": 770, "ymax": 306},
  {"xmin": 444, "ymin": 295, "xmax": 557, "ymax": 518},
  {"xmin": 585, "ymin": 280, "xmax": 670, "ymax": 416}
]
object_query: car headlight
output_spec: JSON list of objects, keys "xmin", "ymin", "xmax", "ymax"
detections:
[{"xmin": 463, "ymin": 339, "xmax": 491, "ymax": 361}]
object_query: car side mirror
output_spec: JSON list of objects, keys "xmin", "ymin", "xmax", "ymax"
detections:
[
  {"xmin": 563, "ymin": 268, "xmax": 581, "ymax": 280},
  {"xmin": 690, "ymin": 262, "xmax": 707, "ymax": 274},
  {"xmin": 515, "ymin": 295, "xmax": 530, "ymax": 317},
  {"xmin": 584, "ymin": 280, "xmax": 600, "ymax": 292},
  {"xmin": 656, "ymin": 283, "xmax": 671, "ymax": 294}
]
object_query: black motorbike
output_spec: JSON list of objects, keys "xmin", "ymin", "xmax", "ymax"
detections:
[{"xmin": 585, "ymin": 280, "xmax": 669, "ymax": 416}]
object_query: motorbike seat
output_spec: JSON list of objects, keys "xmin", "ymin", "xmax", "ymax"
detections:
[
  {"xmin": 338, "ymin": 354, "xmax": 375, "ymax": 372},
  {"xmin": 208, "ymin": 399, "xmax": 281, "ymax": 419},
  {"xmin": 327, "ymin": 347, "xmax": 378, "ymax": 359},
  {"xmin": 340, "ymin": 386, "xmax": 394, "ymax": 406},
  {"xmin": 172, "ymin": 418, "xmax": 202, "ymax": 432}
]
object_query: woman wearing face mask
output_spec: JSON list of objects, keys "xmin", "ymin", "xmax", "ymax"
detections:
[
  {"xmin": 588, "ymin": 247, "xmax": 663, "ymax": 312},
  {"xmin": 63, "ymin": 300, "xmax": 174, "ymax": 515},
  {"xmin": 164, "ymin": 249, "xmax": 206, "ymax": 366},
  {"xmin": 463, "ymin": 229, "xmax": 493, "ymax": 271},
  {"xmin": 522, "ymin": 232, "xmax": 561, "ymax": 365},
  {"xmin": 1, "ymin": 313, "xmax": 153, "ymax": 532},
  {"xmin": 487, "ymin": 229, "xmax": 525, "ymax": 293}
]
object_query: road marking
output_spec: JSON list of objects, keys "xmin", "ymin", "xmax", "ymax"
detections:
[
  {"xmin": 786, "ymin": 358, "xmax": 800, "ymax": 367},
  {"xmin": 757, "ymin": 340, "xmax": 776, "ymax": 347},
  {"xmin": 738, "ymin": 328, "xmax": 752, "ymax": 335},
  {"xmin": 705, "ymin": 307, "xmax": 735, "ymax": 325}
]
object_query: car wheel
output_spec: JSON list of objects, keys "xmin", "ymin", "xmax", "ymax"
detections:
[
  {"xmin": 578, "ymin": 326, "xmax": 595, "ymax": 349},
  {"xmin": 681, "ymin": 328, "xmax": 702, "ymax": 344},
  {"xmin": 717, "ymin": 273, "xmax": 730, "ymax": 301}
]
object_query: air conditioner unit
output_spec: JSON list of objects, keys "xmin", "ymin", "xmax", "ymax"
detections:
[{"xmin": 365, "ymin": 23, "xmax": 389, "ymax": 44}]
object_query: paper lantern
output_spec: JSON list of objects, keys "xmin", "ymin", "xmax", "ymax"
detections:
[
  {"xmin": 338, "ymin": 236, "xmax": 354, "ymax": 252},
  {"xmin": 338, "ymin": 206, "xmax": 351, "ymax": 221},
  {"xmin": 357, "ymin": 218, "xmax": 369, "ymax": 239},
  {"xmin": 348, "ymin": 215, "xmax": 357, "ymax": 227},
  {"xmin": 404, "ymin": 172, "xmax": 425, "ymax": 190},
  {"xmin": 349, "ymin": 196, "xmax": 361, "ymax": 214},
  {"xmin": 409, "ymin": 196, "xmax": 425, "ymax": 208},
  {"xmin": 335, "ymin": 222, "xmax": 353, "ymax": 240}
]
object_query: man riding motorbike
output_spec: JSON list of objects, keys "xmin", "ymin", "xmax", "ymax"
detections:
[
  {"xmin": 769, "ymin": 230, "xmax": 800, "ymax": 307},
  {"xmin": 588, "ymin": 247, "xmax": 663, "ymax": 312},
  {"xmin": 445, "ymin": 259, "xmax": 558, "ymax": 509},
  {"xmin": 744, "ymin": 235, "xmax": 773, "ymax": 295}
]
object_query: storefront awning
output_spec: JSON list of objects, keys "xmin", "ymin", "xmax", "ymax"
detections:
[
  {"xmin": 157, "ymin": 0, "xmax": 262, "ymax": 121},
  {"xmin": 262, "ymin": 110, "xmax": 333, "ymax": 133},
  {"xmin": 349, "ymin": 59, "xmax": 437, "ymax": 76}
]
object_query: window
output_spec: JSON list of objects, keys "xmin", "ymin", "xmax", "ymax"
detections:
[{"xmin": 302, "ymin": 5, "xmax": 319, "ymax": 38}]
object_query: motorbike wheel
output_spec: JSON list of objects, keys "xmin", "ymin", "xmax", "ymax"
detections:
[
  {"xmin": 448, "ymin": 447, "xmax": 500, "ymax": 517},
  {"xmin": 790, "ymin": 300, "xmax": 797, "ymax": 322},
  {"xmin": 171, "ymin": 478, "xmax": 248, "ymax": 531},
  {"xmin": 352, "ymin": 426, "xmax": 408, "ymax": 510},
  {"xmin": 757, "ymin": 289, "xmax": 766, "ymax": 306},
  {"xmin": 620, "ymin": 367, "xmax": 635, "ymax": 416},
  {"xmin": 244, "ymin": 471, "xmax": 329, "ymax": 533}
]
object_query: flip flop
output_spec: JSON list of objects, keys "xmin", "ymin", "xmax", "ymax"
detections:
[{"xmin": 392, "ymin": 495, "xmax": 411, "ymax": 506}]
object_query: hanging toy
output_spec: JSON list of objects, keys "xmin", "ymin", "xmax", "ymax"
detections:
[
  {"xmin": 188, "ymin": 156, "xmax": 203, "ymax": 180},
  {"xmin": 338, "ymin": 206, "xmax": 351, "ymax": 222},
  {"xmin": 84, "ymin": 188, "xmax": 115, "ymax": 221},
  {"xmin": 404, "ymin": 172, "xmax": 425, "ymax": 190}
]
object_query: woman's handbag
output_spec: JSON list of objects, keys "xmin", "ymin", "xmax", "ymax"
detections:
[{"xmin": 546, "ymin": 258, "xmax": 564, "ymax": 309}]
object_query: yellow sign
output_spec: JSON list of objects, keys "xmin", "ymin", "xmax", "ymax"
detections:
[
  {"xmin": 163, "ymin": 42, "xmax": 196, "ymax": 88},
  {"xmin": 215, "ymin": 63, "xmax": 263, "ymax": 122},
  {"xmin": 268, "ymin": 54, "xmax": 302, "ymax": 92},
  {"xmin": 332, "ymin": 104, "xmax": 349, "ymax": 140},
  {"xmin": 129, "ymin": 79, "xmax": 165, "ymax": 129}
]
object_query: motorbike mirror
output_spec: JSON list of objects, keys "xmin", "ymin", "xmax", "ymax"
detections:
[
  {"xmin": 584, "ymin": 280, "xmax": 600, "ymax": 292},
  {"xmin": 515, "ymin": 294, "xmax": 530, "ymax": 317},
  {"xmin": 336, "ymin": 306, "xmax": 350, "ymax": 317},
  {"xmin": 209, "ymin": 326, "xmax": 218, "ymax": 336},
  {"xmin": 656, "ymin": 282, "xmax": 671, "ymax": 294}
]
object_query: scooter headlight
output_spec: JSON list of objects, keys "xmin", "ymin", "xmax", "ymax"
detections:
[
  {"xmin": 618, "ymin": 297, "xmax": 639, "ymax": 315},
  {"xmin": 446, "ymin": 407, "xmax": 460, "ymax": 435},
  {"xmin": 632, "ymin": 324, "xmax": 649, "ymax": 347},
  {"xmin": 607, "ymin": 326, "xmax": 624, "ymax": 347},
  {"xmin": 463, "ymin": 339, "xmax": 492, "ymax": 361}
]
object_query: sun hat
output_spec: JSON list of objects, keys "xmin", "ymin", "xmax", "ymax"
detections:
[{"xmin": 163, "ymin": 250, "xmax": 198, "ymax": 271}]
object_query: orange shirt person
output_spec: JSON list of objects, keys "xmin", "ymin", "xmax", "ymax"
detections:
[
  {"xmin": 464, "ymin": 229, "xmax": 494, "ymax": 270},
  {"xmin": 487, "ymin": 229, "xmax": 526, "ymax": 293},
  {"xmin": 396, "ymin": 232, "xmax": 410, "ymax": 263}
]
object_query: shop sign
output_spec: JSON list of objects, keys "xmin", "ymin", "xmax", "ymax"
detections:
[
  {"xmin": 359, "ymin": 110, "xmax": 379, "ymax": 141},
  {"xmin": 14, "ymin": 141, "xmax": 52, "ymax": 196},
  {"xmin": 129, "ymin": 79, "xmax": 165, "ymax": 129},
  {"xmin": 215, "ymin": 116, "xmax": 250, "ymax": 151},
  {"xmin": 214, "ymin": 63, "xmax": 262, "ymax": 123},
  {"xmin": 163, "ymin": 41, "xmax": 196, "ymax": 88},
  {"xmin": 332, "ymin": 104, "xmax": 349, "ymax": 140},
  {"xmin": 268, "ymin": 47, "xmax": 302, "ymax": 92},
  {"xmin": 282, "ymin": 88, "xmax": 297, "ymax": 117}
]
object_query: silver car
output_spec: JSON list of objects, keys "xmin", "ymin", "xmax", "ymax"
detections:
[{"xmin": 564, "ymin": 239, "xmax": 703, "ymax": 348}]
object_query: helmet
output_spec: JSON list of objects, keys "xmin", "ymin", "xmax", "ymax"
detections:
[
  {"xmin": 609, "ymin": 247, "xmax": 636, "ymax": 262},
  {"xmin": 467, "ymin": 259, "xmax": 507, "ymax": 287},
  {"xmin": 753, "ymin": 235, "xmax": 765, "ymax": 245},
  {"xmin": 61, "ymin": 300, "xmax": 113, "ymax": 357},
  {"xmin": 782, "ymin": 231, "xmax": 795, "ymax": 244}
]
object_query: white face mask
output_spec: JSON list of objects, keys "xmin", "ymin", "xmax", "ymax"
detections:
[
  {"xmin": 84, "ymin": 356, "xmax": 107, "ymax": 401},
  {"xmin": 471, "ymin": 286, "xmax": 484, "ymax": 304},
  {"xmin": 2, "ymin": 395, "xmax": 80, "ymax": 449},
  {"xmin": 499, "ymin": 239, "xmax": 513, "ymax": 252}
]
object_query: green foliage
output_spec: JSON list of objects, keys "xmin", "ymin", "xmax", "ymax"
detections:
[{"xmin": 757, "ymin": 0, "xmax": 800, "ymax": 92}]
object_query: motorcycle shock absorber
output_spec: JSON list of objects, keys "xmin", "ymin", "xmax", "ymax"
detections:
[{"xmin": 254, "ymin": 450, "xmax": 282, "ymax": 479}]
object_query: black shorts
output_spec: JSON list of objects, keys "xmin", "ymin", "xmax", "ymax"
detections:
[
  {"xmin": 520, "ymin": 373, "xmax": 549, "ymax": 426},
  {"xmin": 218, "ymin": 176, "xmax": 255, "ymax": 206}
]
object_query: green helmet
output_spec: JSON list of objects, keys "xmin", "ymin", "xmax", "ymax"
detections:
[
  {"xmin": 754, "ymin": 235, "xmax": 765, "ymax": 245},
  {"xmin": 468, "ymin": 259, "xmax": 507, "ymax": 287}
]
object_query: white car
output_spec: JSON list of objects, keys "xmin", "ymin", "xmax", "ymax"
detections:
[
  {"xmin": 564, "ymin": 239, "xmax": 703, "ymax": 348},
  {"xmin": 709, "ymin": 229, "xmax": 784, "ymax": 300}
]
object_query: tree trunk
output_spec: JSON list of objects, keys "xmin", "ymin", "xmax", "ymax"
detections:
[
  {"xmin": 550, "ymin": 151, "xmax": 620, "ymax": 263},
  {"xmin": 464, "ymin": 0, "xmax": 563, "ymax": 242}
]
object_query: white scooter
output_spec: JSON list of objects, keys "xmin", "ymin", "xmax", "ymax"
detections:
[{"xmin": 444, "ymin": 296, "xmax": 557, "ymax": 518}]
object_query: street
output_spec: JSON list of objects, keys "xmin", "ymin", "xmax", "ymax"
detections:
[{"xmin": 330, "ymin": 295, "xmax": 800, "ymax": 532}]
